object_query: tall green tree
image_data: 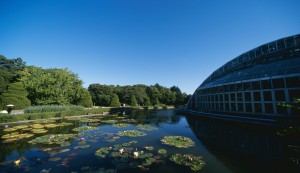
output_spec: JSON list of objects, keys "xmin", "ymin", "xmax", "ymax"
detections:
[
  {"xmin": 144, "ymin": 97, "xmax": 151, "ymax": 106},
  {"xmin": 110, "ymin": 94, "xmax": 121, "ymax": 107},
  {"xmin": 130, "ymin": 95, "xmax": 138, "ymax": 107},
  {"xmin": 0, "ymin": 82, "xmax": 31, "ymax": 109},
  {"xmin": 19, "ymin": 66, "xmax": 85, "ymax": 105},
  {"xmin": 77, "ymin": 89, "xmax": 93, "ymax": 107}
]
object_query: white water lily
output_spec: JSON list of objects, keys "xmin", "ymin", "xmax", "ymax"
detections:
[
  {"xmin": 133, "ymin": 151, "xmax": 139, "ymax": 157},
  {"xmin": 119, "ymin": 148, "xmax": 124, "ymax": 154}
]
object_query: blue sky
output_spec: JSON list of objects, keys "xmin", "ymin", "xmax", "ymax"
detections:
[{"xmin": 0, "ymin": 0, "xmax": 299, "ymax": 94}]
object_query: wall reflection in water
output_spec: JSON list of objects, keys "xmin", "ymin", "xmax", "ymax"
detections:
[{"xmin": 185, "ymin": 114, "xmax": 300, "ymax": 173}]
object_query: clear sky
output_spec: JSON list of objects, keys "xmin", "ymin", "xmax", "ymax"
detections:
[{"xmin": 0, "ymin": 0, "xmax": 299, "ymax": 94}]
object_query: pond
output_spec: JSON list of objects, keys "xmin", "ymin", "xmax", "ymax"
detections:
[{"xmin": 0, "ymin": 110, "xmax": 299, "ymax": 173}]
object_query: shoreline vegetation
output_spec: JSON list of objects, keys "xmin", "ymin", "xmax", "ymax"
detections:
[{"xmin": 0, "ymin": 105, "xmax": 175, "ymax": 124}]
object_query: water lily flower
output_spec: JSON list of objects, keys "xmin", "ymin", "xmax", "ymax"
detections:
[
  {"xmin": 133, "ymin": 151, "xmax": 139, "ymax": 157},
  {"xmin": 14, "ymin": 159, "xmax": 21, "ymax": 166},
  {"xmin": 119, "ymin": 148, "xmax": 124, "ymax": 154},
  {"xmin": 80, "ymin": 137, "xmax": 85, "ymax": 141}
]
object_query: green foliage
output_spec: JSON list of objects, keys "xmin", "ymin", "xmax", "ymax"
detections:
[
  {"xmin": 0, "ymin": 82, "xmax": 31, "ymax": 109},
  {"xmin": 77, "ymin": 89, "xmax": 93, "ymax": 107},
  {"xmin": 130, "ymin": 95, "xmax": 138, "ymax": 107},
  {"xmin": 19, "ymin": 66, "xmax": 85, "ymax": 105},
  {"xmin": 24, "ymin": 105, "xmax": 84, "ymax": 113},
  {"xmin": 110, "ymin": 94, "xmax": 121, "ymax": 107},
  {"xmin": 170, "ymin": 153, "xmax": 205, "ymax": 171},
  {"xmin": 144, "ymin": 97, "xmax": 151, "ymax": 106}
]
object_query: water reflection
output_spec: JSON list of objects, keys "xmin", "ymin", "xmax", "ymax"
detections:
[{"xmin": 185, "ymin": 114, "xmax": 300, "ymax": 173}]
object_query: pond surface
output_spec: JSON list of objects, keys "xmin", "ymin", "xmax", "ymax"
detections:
[{"xmin": 0, "ymin": 110, "xmax": 299, "ymax": 173}]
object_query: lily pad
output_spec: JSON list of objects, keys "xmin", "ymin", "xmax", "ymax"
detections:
[
  {"xmin": 12, "ymin": 125, "xmax": 29, "ymax": 130},
  {"xmin": 101, "ymin": 120, "xmax": 118, "ymax": 124},
  {"xmin": 28, "ymin": 134, "xmax": 76, "ymax": 145},
  {"xmin": 169, "ymin": 153, "xmax": 205, "ymax": 171},
  {"xmin": 158, "ymin": 149, "xmax": 167, "ymax": 154},
  {"xmin": 30, "ymin": 124, "xmax": 45, "ymax": 129},
  {"xmin": 35, "ymin": 119, "xmax": 56, "ymax": 124},
  {"xmin": 95, "ymin": 147, "xmax": 111, "ymax": 158},
  {"xmin": 3, "ymin": 127, "xmax": 18, "ymax": 132},
  {"xmin": 79, "ymin": 118, "xmax": 100, "ymax": 123},
  {"xmin": 113, "ymin": 123, "xmax": 130, "ymax": 128},
  {"xmin": 1, "ymin": 132, "xmax": 34, "ymax": 143},
  {"xmin": 72, "ymin": 126, "xmax": 98, "ymax": 132},
  {"xmin": 117, "ymin": 130, "xmax": 146, "ymax": 137},
  {"xmin": 44, "ymin": 124, "xmax": 58, "ymax": 128},
  {"xmin": 136, "ymin": 124, "xmax": 158, "ymax": 131},
  {"xmin": 57, "ymin": 122, "xmax": 73, "ymax": 127},
  {"xmin": 32, "ymin": 129, "xmax": 48, "ymax": 134},
  {"xmin": 161, "ymin": 136, "xmax": 195, "ymax": 148}
]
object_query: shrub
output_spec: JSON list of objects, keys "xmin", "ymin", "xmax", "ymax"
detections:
[{"xmin": 24, "ymin": 105, "xmax": 84, "ymax": 113}]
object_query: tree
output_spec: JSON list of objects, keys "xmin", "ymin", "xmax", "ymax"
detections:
[
  {"xmin": 78, "ymin": 89, "xmax": 93, "ymax": 107},
  {"xmin": 19, "ymin": 66, "xmax": 85, "ymax": 105},
  {"xmin": 110, "ymin": 94, "xmax": 121, "ymax": 107},
  {"xmin": 144, "ymin": 97, "xmax": 151, "ymax": 106},
  {"xmin": 88, "ymin": 84, "xmax": 114, "ymax": 106},
  {"xmin": 130, "ymin": 95, "xmax": 138, "ymax": 107},
  {"xmin": 0, "ymin": 82, "xmax": 31, "ymax": 109}
]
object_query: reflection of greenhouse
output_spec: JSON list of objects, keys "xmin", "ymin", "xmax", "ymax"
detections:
[{"xmin": 186, "ymin": 34, "xmax": 300, "ymax": 117}]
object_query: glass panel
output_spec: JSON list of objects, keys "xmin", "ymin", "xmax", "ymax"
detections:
[
  {"xmin": 295, "ymin": 35, "xmax": 300, "ymax": 46},
  {"xmin": 265, "ymin": 103, "xmax": 273, "ymax": 113},
  {"xmin": 243, "ymin": 82, "xmax": 251, "ymax": 91},
  {"xmin": 285, "ymin": 37, "xmax": 295, "ymax": 47},
  {"xmin": 275, "ymin": 90, "xmax": 285, "ymax": 101},
  {"xmin": 246, "ymin": 103, "xmax": 252, "ymax": 112},
  {"xmin": 252, "ymin": 81, "xmax": 261, "ymax": 90},
  {"xmin": 245, "ymin": 92, "xmax": 251, "ymax": 101},
  {"xmin": 272, "ymin": 78, "xmax": 285, "ymax": 88},
  {"xmin": 225, "ymin": 103, "xmax": 229, "ymax": 111},
  {"xmin": 261, "ymin": 79, "xmax": 272, "ymax": 89},
  {"xmin": 231, "ymin": 103, "xmax": 236, "ymax": 111},
  {"xmin": 215, "ymin": 94, "xmax": 219, "ymax": 101},
  {"xmin": 220, "ymin": 94, "xmax": 223, "ymax": 101},
  {"xmin": 263, "ymin": 91, "xmax": 272, "ymax": 101},
  {"xmin": 216, "ymin": 103, "xmax": 219, "ymax": 110},
  {"xmin": 220, "ymin": 103, "xmax": 224, "ymax": 110},
  {"xmin": 286, "ymin": 77, "xmax": 300, "ymax": 88},
  {"xmin": 277, "ymin": 39, "xmax": 285, "ymax": 50},
  {"xmin": 269, "ymin": 42, "xmax": 277, "ymax": 52},
  {"xmin": 254, "ymin": 92, "xmax": 261, "ymax": 101},
  {"xmin": 236, "ymin": 83, "xmax": 243, "ymax": 91},
  {"xmin": 230, "ymin": 93, "xmax": 235, "ymax": 102},
  {"xmin": 288, "ymin": 90, "xmax": 300, "ymax": 102},
  {"xmin": 277, "ymin": 105, "xmax": 287, "ymax": 114},
  {"xmin": 229, "ymin": 85, "xmax": 235, "ymax": 92},
  {"xmin": 262, "ymin": 45, "xmax": 269, "ymax": 54},
  {"xmin": 255, "ymin": 103, "xmax": 262, "ymax": 113},
  {"xmin": 255, "ymin": 48, "xmax": 262, "ymax": 57},
  {"xmin": 237, "ymin": 93, "xmax": 243, "ymax": 101},
  {"xmin": 238, "ymin": 103, "xmax": 243, "ymax": 112},
  {"xmin": 225, "ymin": 94, "xmax": 229, "ymax": 102},
  {"xmin": 249, "ymin": 51, "xmax": 255, "ymax": 59}
]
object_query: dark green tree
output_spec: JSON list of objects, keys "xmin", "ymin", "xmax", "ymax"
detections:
[
  {"xmin": 110, "ymin": 94, "xmax": 121, "ymax": 107},
  {"xmin": 144, "ymin": 97, "xmax": 151, "ymax": 106},
  {"xmin": 19, "ymin": 66, "xmax": 85, "ymax": 105},
  {"xmin": 77, "ymin": 89, "xmax": 93, "ymax": 107},
  {"xmin": 0, "ymin": 82, "xmax": 31, "ymax": 109},
  {"xmin": 130, "ymin": 95, "xmax": 138, "ymax": 107}
]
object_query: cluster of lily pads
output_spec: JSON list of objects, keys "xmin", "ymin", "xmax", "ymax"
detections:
[
  {"xmin": 28, "ymin": 134, "xmax": 77, "ymax": 145},
  {"xmin": 136, "ymin": 124, "xmax": 158, "ymax": 131},
  {"xmin": 161, "ymin": 136, "xmax": 195, "ymax": 148},
  {"xmin": 117, "ymin": 130, "xmax": 147, "ymax": 137},
  {"xmin": 170, "ymin": 153, "xmax": 205, "ymax": 171},
  {"xmin": 72, "ymin": 126, "xmax": 98, "ymax": 132}
]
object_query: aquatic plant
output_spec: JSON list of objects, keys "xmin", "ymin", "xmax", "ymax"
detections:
[
  {"xmin": 158, "ymin": 149, "xmax": 167, "ymax": 154},
  {"xmin": 1, "ymin": 132, "xmax": 34, "ymax": 143},
  {"xmin": 101, "ymin": 119, "xmax": 118, "ymax": 124},
  {"xmin": 30, "ymin": 124, "xmax": 45, "ymax": 129},
  {"xmin": 169, "ymin": 153, "xmax": 205, "ymax": 171},
  {"xmin": 35, "ymin": 119, "xmax": 56, "ymax": 124},
  {"xmin": 57, "ymin": 122, "xmax": 73, "ymax": 127},
  {"xmin": 113, "ymin": 123, "xmax": 130, "ymax": 128},
  {"xmin": 72, "ymin": 126, "xmax": 98, "ymax": 132},
  {"xmin": 277, "ymin": 126, "xmax": 300, "ymax": 136},
  {"xmin": 95, "ymin": 147, "xmax": 111, "ymax": 158},
  {"xmin": 3, "ymin": 127, "xmax": 18, "ymax": 132},
  {"xmin": 44, "ymin": 124, "xmax": 58, "ymax": 128},
  {"xmin": 117, "ymin": 130, "xmax": 146, "ymax": 137},
  {"xmin": 31, "ymin": 128, "xmax": 48, "ymax": 134},
  {"xmin": 161, "ymin": 136, "xmax": 195, "ymax": 148},
  {"xmin": 28, "ymin": 134, "xmax": 77, "ymax": 145},
  {"xmin": 136, "ymin": 124, "xmax": 158, "ymax": 131},
  {"xmin": 79, "ymin": 118, "xmax": 100, "ymax": 123}
]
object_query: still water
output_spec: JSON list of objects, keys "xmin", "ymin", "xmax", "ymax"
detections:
[{"xmin": 0, "ymin": 110, "xmax": 299, "ymax": 173}]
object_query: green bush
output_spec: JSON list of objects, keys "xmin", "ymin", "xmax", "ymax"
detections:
[{"xmin": 24, "ymin": 105, "xmax": 84, "ymax": 113}]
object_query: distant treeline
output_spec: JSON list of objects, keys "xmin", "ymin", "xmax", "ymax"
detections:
[
  {"xmin": 88, "ymin": 83, "xmax": 190, "ymax": 107},
  {"xmin": 0, "ymin": 55, "xmax": 189, "ymax": 110}
]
